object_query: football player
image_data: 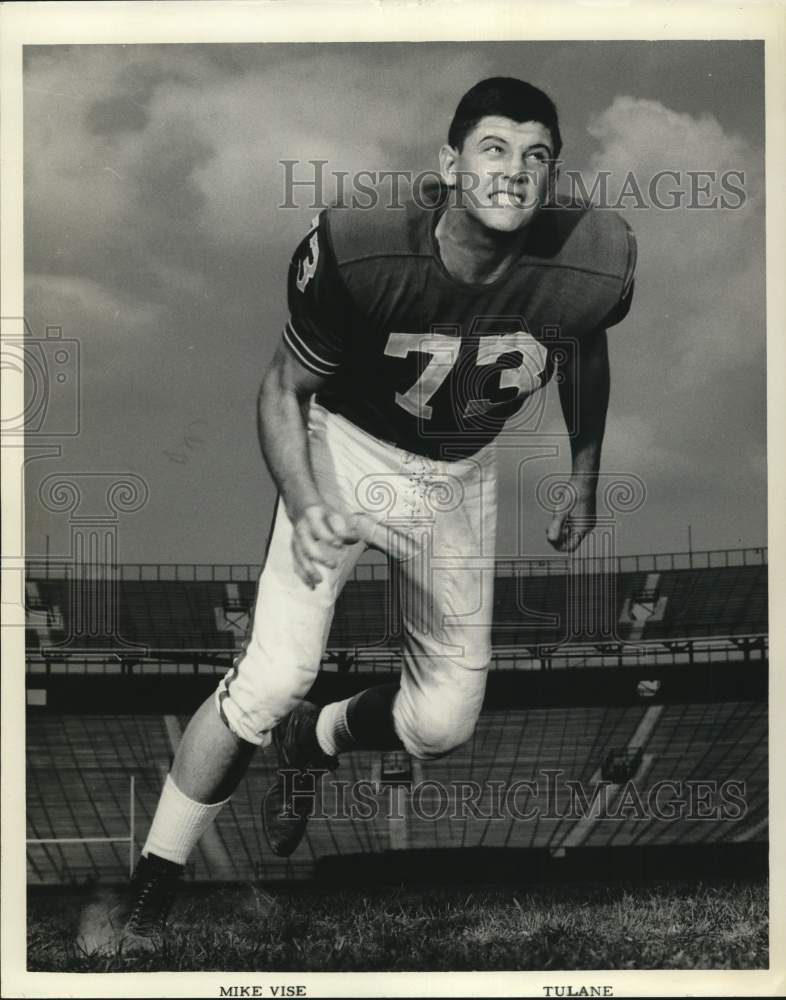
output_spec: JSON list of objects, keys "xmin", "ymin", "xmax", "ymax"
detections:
[{"xmin": 78, "ymin": 76, "xmax": 635, "ymax": 953}]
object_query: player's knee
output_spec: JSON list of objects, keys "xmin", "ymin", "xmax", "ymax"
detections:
[
  {"xmin": 214, "ymin": 688, "xmax": 269, "ymax": 747},
  {"xmin": 213, "ymin": 650, "xmax": 318, "ymax": 747},
  {"xmin": 401, "ymin": 711, "xmax": 477, "ymax": 761}
]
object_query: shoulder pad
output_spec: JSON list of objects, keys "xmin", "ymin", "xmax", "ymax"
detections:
[
  {"xmin": 536, "ymin": 203, "xmax": 632, "ymax": 281},
  {"xmin": 325, "ymin": 199, "xmax": 414, "ymax": 268}
]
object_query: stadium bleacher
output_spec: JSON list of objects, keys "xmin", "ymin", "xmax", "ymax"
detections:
[
  {"xmin": 581, "ymin": 700, "xmax": 768, "ymax": 848},
  {"xmin": 26, "ymin": 699, "xmax": 767, "ymax": 885},
  {"xmin": 24, "ymin": 547, "xmax": 768, "ymax": 885},
  {"xmin": 24, "ymin": 548, "xmax": 768, "ymax": 659}
]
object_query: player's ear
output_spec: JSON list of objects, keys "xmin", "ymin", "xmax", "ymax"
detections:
[
  {"xmin": 546, "ymin": 159, "xmax": 561, "ymax": 206},
  {"xmin": 439, "ymin": 143, "xmax": 460, "ymax": 188}
]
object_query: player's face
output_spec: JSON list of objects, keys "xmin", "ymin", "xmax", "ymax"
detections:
[{"xmin": 440, "ymin": 116, "xmax": 556, "ymax": 233}]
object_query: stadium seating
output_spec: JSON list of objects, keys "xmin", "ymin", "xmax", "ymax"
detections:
[
  {"xmin": 24, "ymin": 548, "xmax": 769, "ymax": 885},
  {"xmin": 581, "ymin": 700, "xmax": 768, "ymax": 848},
  {"xmin": 25, "ymin": 554, "xmax": 768, "ymax": 660},
  {"xmin": 26, "ymin": 701, "xmax": 767, "ymax": 884},
  {"xmin": 636, "ymin": 566, "xmax": 768, "ymax": 639}
]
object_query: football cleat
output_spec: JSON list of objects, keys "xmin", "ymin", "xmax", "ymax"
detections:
[
  {"xmin": 77, "ymin": 853, "xmax": 182, "ymax": 956},
  {"xmin": 261, "ymin": 701, "xmax": 338, "ymax": 858}
]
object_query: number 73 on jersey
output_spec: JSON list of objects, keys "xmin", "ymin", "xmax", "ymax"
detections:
[{"xmin": 384, "ymin": 329, "xmax": 559, "ymax": 420}]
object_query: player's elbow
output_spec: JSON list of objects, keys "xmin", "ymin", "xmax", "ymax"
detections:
[
  {"xmin": 258, "ymin": 359, "xmax": 285, "ymax": 410},
  {"xmin": 260, "ymin": 343, "xmax": 325, "ymax": 406}
]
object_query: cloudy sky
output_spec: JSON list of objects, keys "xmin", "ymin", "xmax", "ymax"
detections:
[{"xmin": 22, "ymin": 41, "xmax": 765, "ymax": 565}]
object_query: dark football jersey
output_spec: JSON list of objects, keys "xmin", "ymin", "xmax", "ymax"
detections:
[{"xmin": 282, "ymin": 192, "xmax": 636, "ymax": 460}]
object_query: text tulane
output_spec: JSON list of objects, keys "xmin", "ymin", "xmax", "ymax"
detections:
[{"xmin": 542, "ymin": 987, "xmax": 614, "ymax": 997}]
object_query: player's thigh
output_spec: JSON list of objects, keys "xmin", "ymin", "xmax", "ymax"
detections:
[
  {"xmin": 215, "ymin": 498, "xmax": 364, "ymax": 745},
  {"xmin": 394, "ymin": 452, "xmax": 498, "ymax": 757},
  {"xmin": 396, "ymin": 447, "xmax": 498, "ymax": 663}
]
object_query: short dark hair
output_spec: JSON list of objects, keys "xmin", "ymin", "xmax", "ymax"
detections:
[{"xmin": 448, "ymin": 77, "xmax": 562, "ymax": 157}]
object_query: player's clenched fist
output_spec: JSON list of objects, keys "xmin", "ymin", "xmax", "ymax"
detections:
[
  {"xmin": 291, "ymin": 505, "xmax": 360, "ymax": 589},
  {"xmin": 546, "ymin": 489, "xmax": 597, "ymax": 553}
]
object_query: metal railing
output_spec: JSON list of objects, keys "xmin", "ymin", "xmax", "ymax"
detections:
[
  {"xmin": 24, "ymin": 634, "xmax": 768, "ymax": 676},
  {"xmin": 24, "ymin": 545, "xmax": 768, "ymax": 583}
]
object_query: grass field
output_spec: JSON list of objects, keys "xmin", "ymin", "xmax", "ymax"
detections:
[{"xmin": 28, "ymin": 876, "xmax": 768, "ymax": 972}]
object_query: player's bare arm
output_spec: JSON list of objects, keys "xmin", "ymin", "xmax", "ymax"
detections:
[
  {"xmin": 258, "ymin": 343, "xmax": 358, "ymax": 589},
  {"xmin": 547, "ymin": 326, "xmax": 610, "ymax": 552}
]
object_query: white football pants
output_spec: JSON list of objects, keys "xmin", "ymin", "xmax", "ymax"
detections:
[{"xmin": 215, "ymin": 400, "xmax": 498, "ymax": 760}]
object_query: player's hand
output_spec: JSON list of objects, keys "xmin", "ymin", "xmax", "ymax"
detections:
[
  {"xmin": 291, "ymin": 505, "xmax": 360, "ymax": 589},
  {"xmin": 546, "ymin": 488, "xmax": 597, "ymax": 552}
]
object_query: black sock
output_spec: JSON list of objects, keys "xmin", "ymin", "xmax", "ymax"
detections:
[
  {"xmin": 316, "ymin": 683, "xmax": 404, "ymax": 755},
  {"xmin": 345, "ymin": 682, "xmax": 404, "ymax": 751}
]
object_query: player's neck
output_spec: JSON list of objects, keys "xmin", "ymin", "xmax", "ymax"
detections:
[{"xmin": 435, "ymin": 208, "xmax": 530, "ymax": 285}]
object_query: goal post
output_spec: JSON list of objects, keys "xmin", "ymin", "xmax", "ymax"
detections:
[{"xmin": 27, "ymin": 774, "xmax": 136, "ymax": 878}]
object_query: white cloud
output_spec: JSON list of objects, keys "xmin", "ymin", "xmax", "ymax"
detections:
[
  {"xmin": 575, "ymin": 97, "xmax": 765, "ymax": 493},
  {"xmin": 585, "ymin": 96, "xmax": 764, "ymax": 388},
  {"xmin": 21, "ymin": 52, "xmax": 767, "ymax": 559}
]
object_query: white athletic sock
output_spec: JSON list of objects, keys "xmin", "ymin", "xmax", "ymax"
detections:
[
  {"xmin": 315, "ymin": 697, "xmax": 353, "ymax": 758},
  {"xmin": 142, "ymin": 774, "xmax": 229, "ymax": 866}
]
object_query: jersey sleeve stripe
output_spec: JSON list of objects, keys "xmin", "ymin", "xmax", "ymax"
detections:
[
  {"xmin": 282, "ymin": 324, "xmax": 339, "ymax": 377},
  {"xmin": 284, "ymin": 319, "xmax": 342, "ymax": 369},
  {"xmin": 621, "ymin": 224, "xmax": 638, "ymax": 298}
]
